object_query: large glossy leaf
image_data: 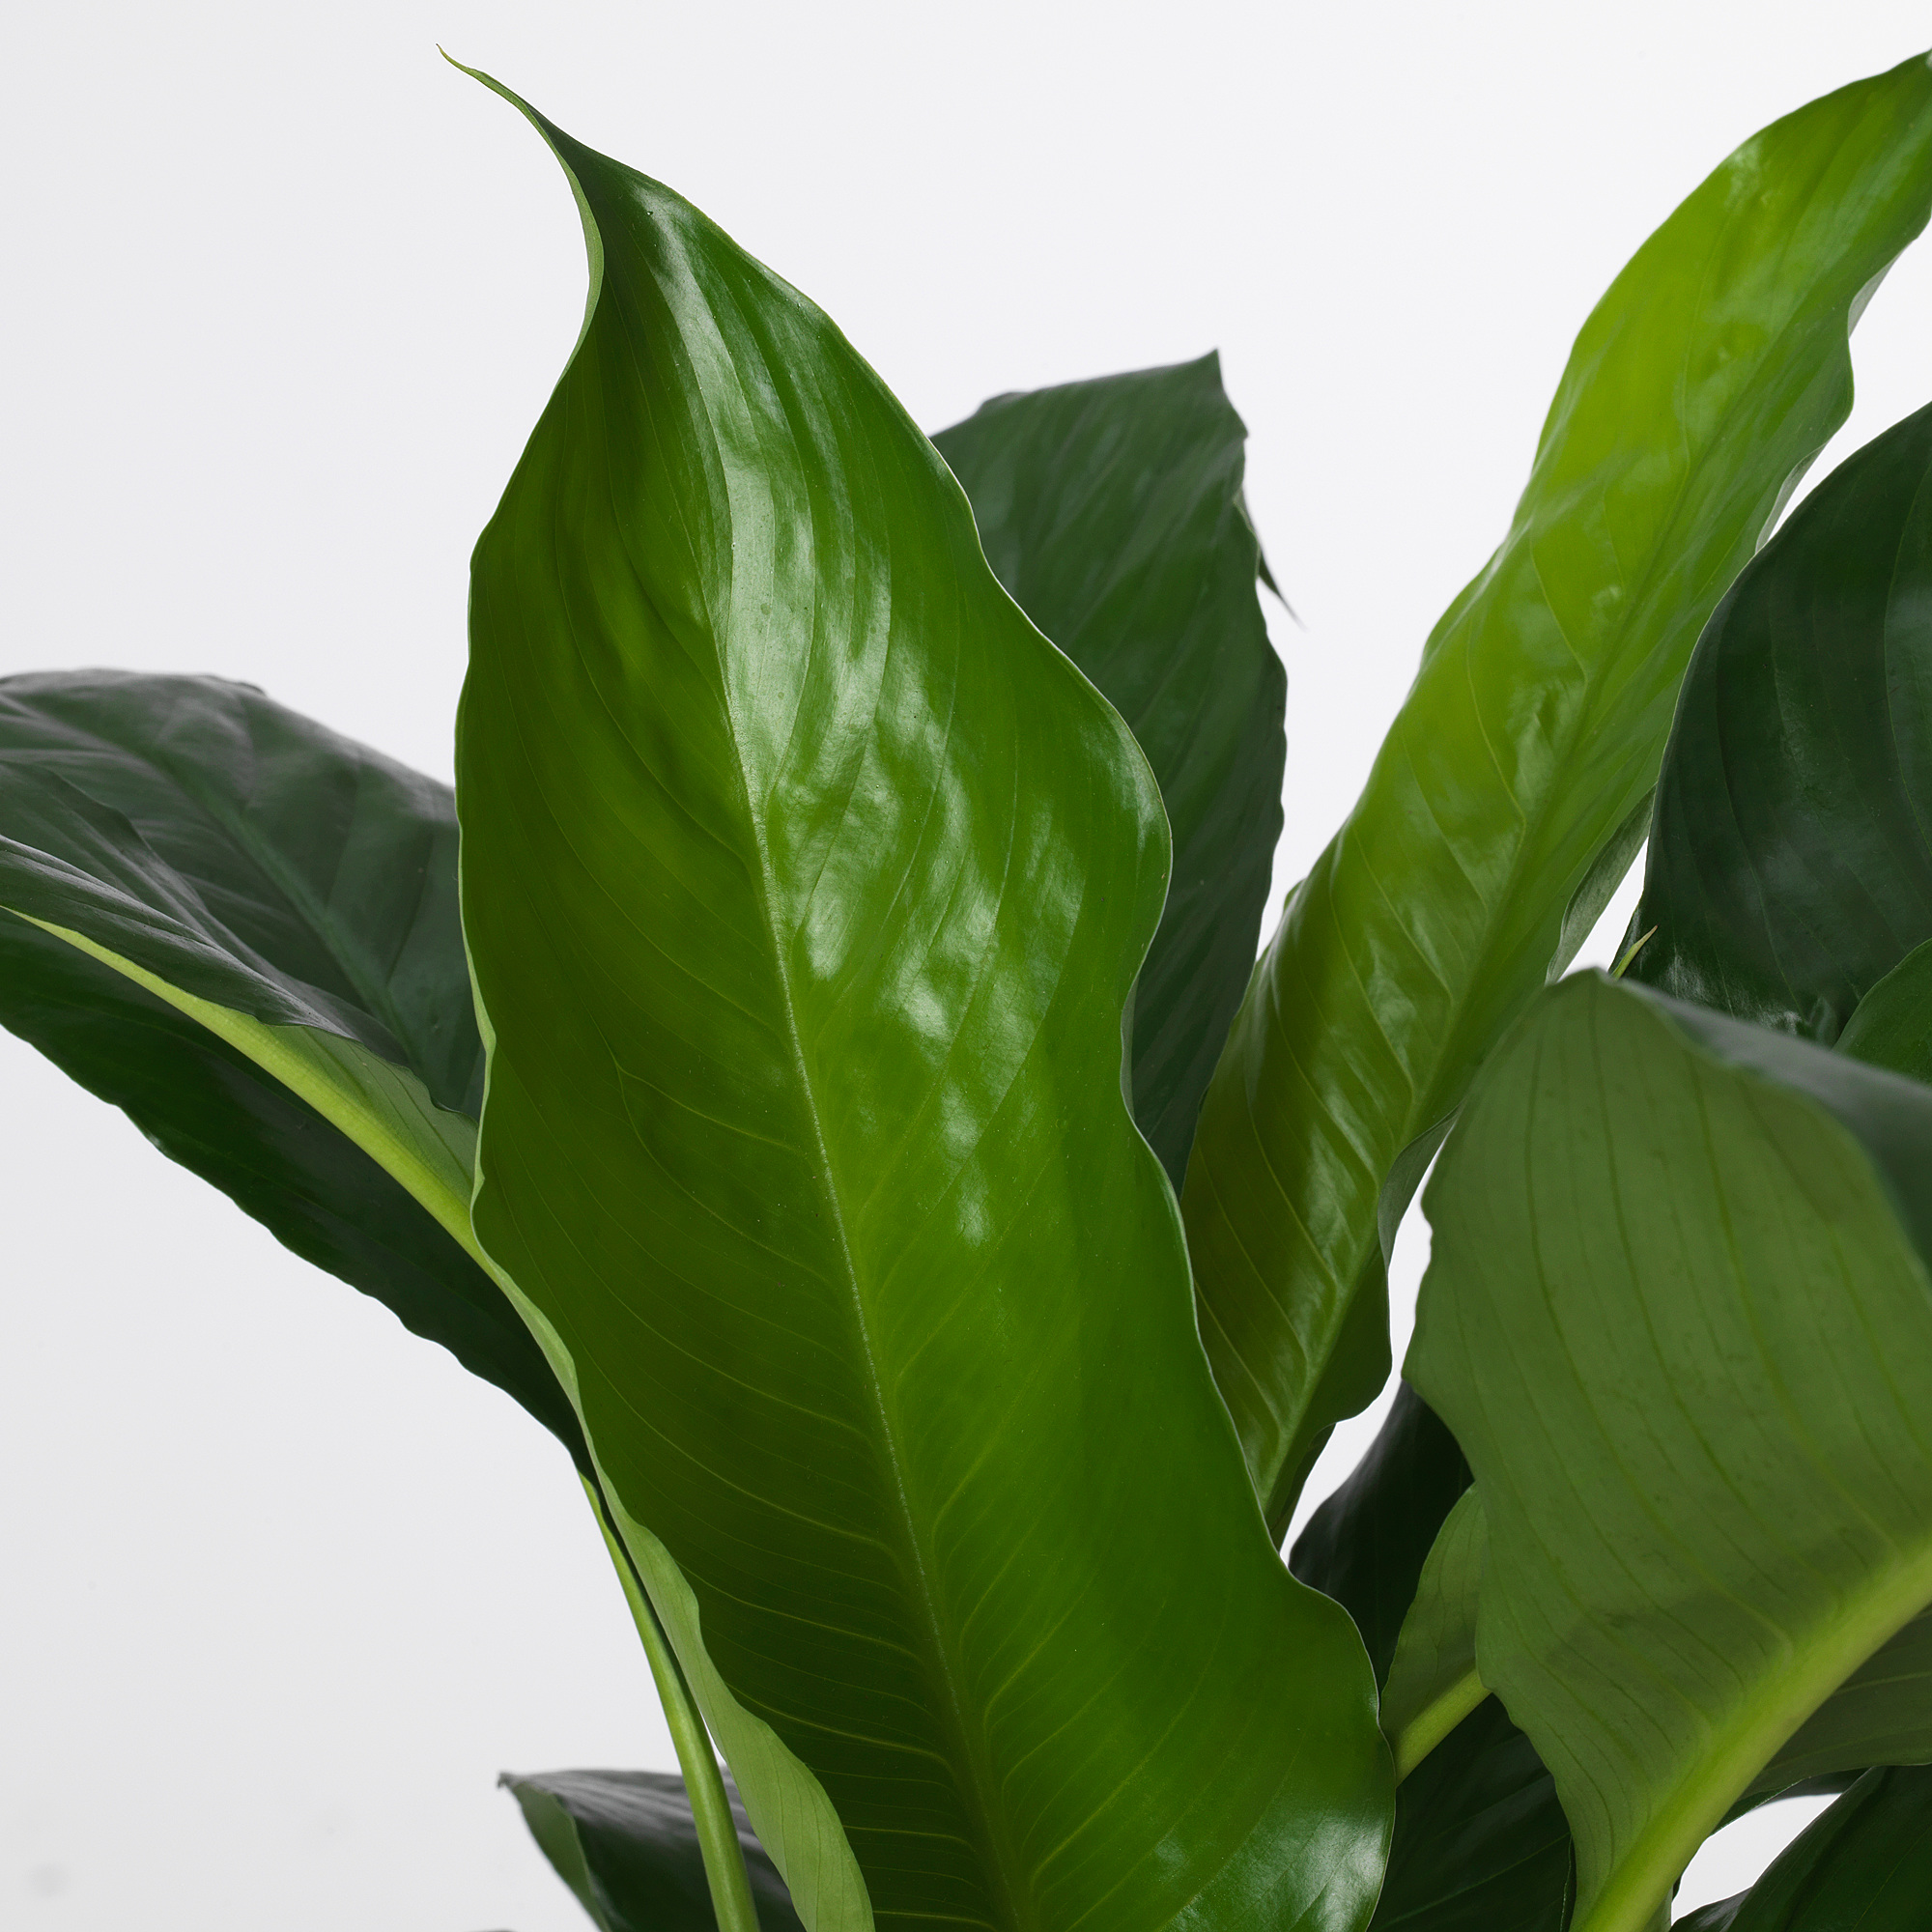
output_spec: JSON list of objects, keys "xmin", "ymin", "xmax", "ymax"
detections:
[
  {"xmin": 931, "ymin": 355, "xmax": 1285, "ymax": 1189},
  {"xmin": 503, "ymin": 1769, "xmax": 805, "ymax": 1932},
  {"xmin": 1407, "ymin": 973, "xmax": 1932, "ymax": 1932},
  {"xmin": 453, "ymin": 74, "xmax": 1389, "ymax": 1932},
  {"xmin": 1676, "ymin": 1766, "xmax": 1932, "ymax": 1931},
  {"xmin": 0, "ymin": 672, "xmax": 584, "ymax": 1458},
  {"xmin": 1629, "ymin": 401, "xmax": 1932, "ymax": 1037},
  {"xmin": 1180, "ymin": 55, "xmax": 1932, "ymax": 1532}
]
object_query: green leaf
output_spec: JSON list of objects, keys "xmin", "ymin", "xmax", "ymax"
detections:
[
  {"xmin": 453, "ymin": 71, "xmax": 1390, "ymax": 1932},
  {"xmin": 1381, "ymin": 1490, "xmax": 1488, "ymax": 1778},
  {"xmin": 1750, "ymin": 1609, "xmax": 1932, "ymax": 1794},
  {"xmin": 1180, "ymin": 54, "xmax": 1932, "ymax": 1531},
  {"xmin": 1406, "ymin": 972, "xmax": 1932, "ymax": 1932},
  {"xmin": 1291, "ymin": 1381, "xmax": 1473, "ymax": 1686},
  {"xmin": 503, "ymin": 1769, "xmax": 805, "ymax": 1932},
  {"xmin": 1629, "ymin": 401, "xmax": 1932, "ymax": 1039},
  {"xmin": 1838, "ymin": 937, "xmax": 1932, "ymax": 1080},
  {"xmin": 1675, "ymin": 1765, "xmax": 1932, "ymax": 1931},
  {"xmin": 931, "ymin": 355, "xmax": 1286, "ymax": 1189},
  {"xmin": 1369, "ymin": 1697, "xmax": 1572, "ymax": 1932},
  {"xmin": 0, "ymin": 672, "xmax": 584, "ymax": 1459}
]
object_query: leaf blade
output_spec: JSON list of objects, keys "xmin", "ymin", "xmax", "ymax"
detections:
[
  {"xmin": 1629, "ymin": 401, "xmax": 1932, "ymax": 1037},
  {"xmin": 1406, "ymin": 974, "xmax": 1932, "ymax": 1932},
  {"xmin": 455, "ymin": 77, "xmax": 1389, "ymax": 1932},
  {"xmin": 932, "ymin": 356, "xmax": 1286, "ymax": 1188},
  {"xmin": 0, "ymin": 672, "xmax": 585, "ymax": 1462},
  {"xmin": 1183, "ymin": 56, "xmax": 1932, "ymax": 1528}
]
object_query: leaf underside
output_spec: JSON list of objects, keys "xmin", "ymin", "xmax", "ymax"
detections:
[{"xmin": 1409, "ymin": 974, "xmax": 1932, "ymax": 1932}]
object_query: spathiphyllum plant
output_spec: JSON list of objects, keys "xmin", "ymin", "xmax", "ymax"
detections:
[{"xmin": 22, "ymin": 44, "xmax": 1932, "ymax": 1932}]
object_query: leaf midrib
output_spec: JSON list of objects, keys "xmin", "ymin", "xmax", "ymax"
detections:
[
  {"xmin": 734, "ymin": 701, "xmax": 1029, "ymax": 1932},
  {"xmin": 1576, "ymin": 1520, "xmax": 1932, "ymax": 1932}
]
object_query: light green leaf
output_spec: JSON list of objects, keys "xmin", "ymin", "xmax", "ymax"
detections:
[
  {"xmin": 1407, "ymin": 973, "xmax": 1932, "ymax": 1932},
  {"xmin": 1181, "ymin": 54, "xmax": 1932, "ymax": 1531},
  {"xmin": 453, "ymin": 71, "xmax": 1389, "ymax": 1932},
  {"xmin": 1751, "ymin": 1608, "xmax": 1932, "ymax": 1792},
  {"xmin": 932, "ymin": 355, "xmax": 1286, "ymax": 1190},
  {"xmin": 1381, "ymin": 1489, "xmax": 1488, "ymax": 1780}
]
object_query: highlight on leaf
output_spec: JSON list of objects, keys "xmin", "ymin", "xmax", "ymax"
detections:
[{"xmin": 14, "ymin": 40, "xmax": 1932, "ymax": 1932}]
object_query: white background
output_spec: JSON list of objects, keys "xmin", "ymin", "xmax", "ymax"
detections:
[{"xmin": 4, "ymin": 3, "xmax": 1930, "ymax": 1925}]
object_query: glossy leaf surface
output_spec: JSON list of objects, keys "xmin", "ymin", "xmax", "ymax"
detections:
[
  {"xmin": 1676, "ymin": 1766, "xmax": 1932, "ymax": 1931},
  {"xmin": 1630, "ymin": 402, "xmax": 1932, "ymax": 1038},
  {"xmin": 0, "ymin": 673, "xmax": 582, "ymax": 1458},
  {"xmin": 1182, "ymin": 55, "xmax": 1932, "ymax": 1529},
  {"xmin": 455, "ymin": 78, "xmax": 1389, "ymax": 1932},
  {"xmin": 1291, "ymin": 1381, "xmax": 1472, "ymax": 1687},
  {"xmin": 1408, "ymin": 974, "xmax": 1932, "ymax": 1932},
  {"xmin": 932, "ymin": 356, "xmax": 1285, "ymax": 1188},
  {"xmin": 504, "ymin": 1769, "xmax": 804, "ymax": 1932}
]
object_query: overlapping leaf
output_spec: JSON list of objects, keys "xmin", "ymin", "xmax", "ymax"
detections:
[
  {"xmin": 503, "ymin": 1769, "xmax": 804, "ymax": 1932},
  {"xmin": 1292, "ymin": 1385, "xmax": 1574, "ymax": 1929},
  {"xmin": 1676, "ymin": 1766, "xmax": 1932, "ymax": 1931},
  {"xmin": 0, "ymin": 673, "xmax": 582, "ymax": 1458},
  {"xmin": 932, "ymin": 356, "xmax": 1285, "ymax": 1189},
  {"xmin": 1291, "ymin": 1382, "xmax": 1473, "ymax": 1687},
  {"xmin": 1181, "ymin": 54, "xmax": 1932, "ymax": 1532},
  {"xmin": 1370, "ymin": 1698, "xmax": 1573, "ymax": 1932},
  {"xmin": 454, "ymin": 75, "xmax": 1389, "ymax": 1932},
  {"xmin": 1408, "ymin": 973, "xmax": 1932, "ymax": 1932},
  {"xmin": 1629, "ymin": 400, "xmax": 1932, "ymax": 1037}
]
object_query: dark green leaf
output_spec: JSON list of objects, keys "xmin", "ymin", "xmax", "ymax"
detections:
[
  {"xmin": 1180, "ymin": 55, "xmax": 1932, "ymax": 1530},
  {"xmin": 1291, "ymin": 1381, "xmax": 1472, "ymax": 1685},
  {"xmin": 454, "ymin": 73, "xmax": 1389, "ymax": 1932},
  {"xmin": 0, "ymin": 672, "xmax": 584, "ymax": 1462},
  {"xmin": 0, "ymin": 670, "xmax": 481, "ymax": 1108},
  {"xmin": 1675, "ymin": 1766, "xmax": 1932, "ymax": 1931},
  {"xmin": 1629, "ymin": 401, "xmax": 1932, "ymax": 1038},
  {"xmin": 932, "ymin": 355, "xmax": 1285, "ymax": 1189},
  {"xmin": 1838, "ymin": 936, "xmax": 1932, "ymax": 1080},
  {"xmin": 1408, "ymin": 973, "xmax": 1932, "ymax": 1932},
  {"xmin": 503, "ymin": 1769, "xmax": 804, "ymax": 1932},
  {"xmin": 1370, "ymin": 1697, "xmax": 1572, "ymax": 1932}
]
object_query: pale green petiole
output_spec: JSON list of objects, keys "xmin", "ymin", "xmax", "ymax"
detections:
[
  {"xmin": 1389, "ymin": 1666, "xmax": 1488, "ymax": 1783},
  {"xmin": 585, "ymin": 1478, "xmax": 763, "ymax": 1932}
]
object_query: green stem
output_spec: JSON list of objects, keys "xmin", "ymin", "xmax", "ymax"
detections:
[
  {"xmin": 1390, "ymin": 1665, "xmax": 1489, "ymax": 1783},
  {"xmin": 583, "ymin": 1476, "xmax": 762, "ymax": 1932}
]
